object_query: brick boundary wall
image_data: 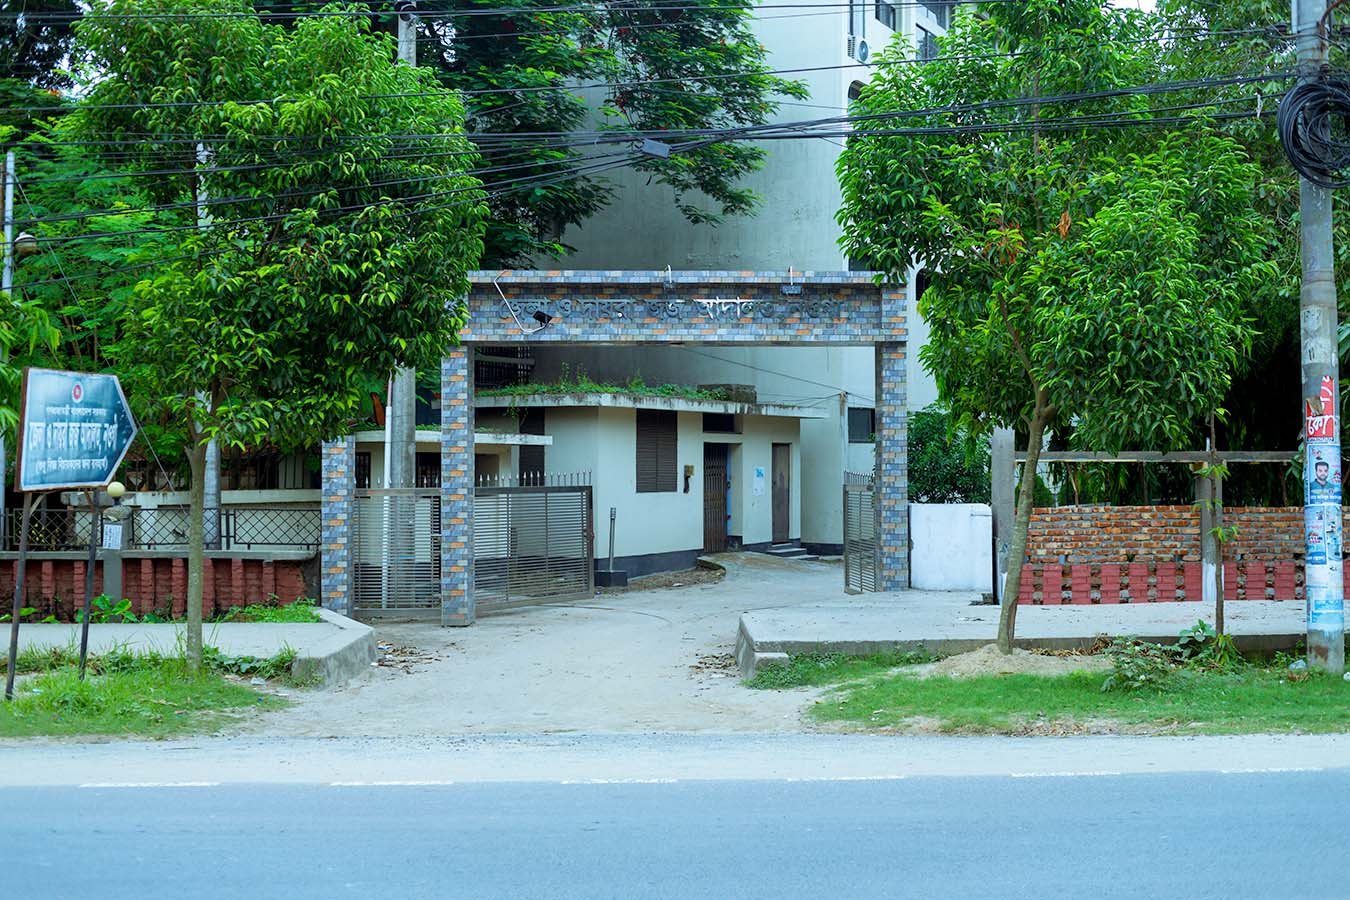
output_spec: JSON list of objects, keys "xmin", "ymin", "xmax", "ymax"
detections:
[
  {"xmin": 1017, "ymin": 505, "xmax": 1334, "ymax": 604},
  {"xmin": 0, "ymin": 556, "xmax": 308, "ymax": 620}
]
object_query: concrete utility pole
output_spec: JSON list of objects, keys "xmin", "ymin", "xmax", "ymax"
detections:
[
  {"xmin": 1, "ymin": 151, "xmax": 15, "ymax": 550},
  {"xmin": 990, "ymin": 427, "xmax": 1014, "ymax": 602},
  {"xmin": 387, "ymin": 0, "xmax": 419, "ymax": 493},
  {"xmin": 1294, "ymin": 0, "xmax": 1345, "ymax": 673},
  {"xmin": 196, "ymin": 144, "xmax": 222, "ymax": 548}
]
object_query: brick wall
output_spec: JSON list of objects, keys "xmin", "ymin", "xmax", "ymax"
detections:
[
  {"xmin": 1, "ymin": 555, "xmax": 310, "ymax": 621},
  {"xmin": 1026, "ymin": 505, "xmax": 1318, "ymax": 564},
  {"xmin": 1018, "ymin": 505, "xmax": 1328, "ymax": 605}
]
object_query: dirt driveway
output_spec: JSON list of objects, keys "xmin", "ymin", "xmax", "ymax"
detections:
[{"xmin": 248, "ymin": 554, "xmax": 843, "ymax": 736}]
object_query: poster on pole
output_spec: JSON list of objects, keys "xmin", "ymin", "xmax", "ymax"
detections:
[
  {"xmin": 1304, "ymin": 375, "xmax": 1344, "ymax": 634},
  {"xmin": 14, "ymin": 368, "xmax": 138, "ymax": 492}
]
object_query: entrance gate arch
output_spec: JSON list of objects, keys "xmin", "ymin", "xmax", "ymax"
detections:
[{"xmin": 322, "ymin": 270, "xmax": 910, "ymax": 625}]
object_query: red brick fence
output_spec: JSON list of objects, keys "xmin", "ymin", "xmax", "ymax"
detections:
[
  {"xmin": 0, "ymin": 554, "xmax": 313, "ymax": 620},
  {"xmin": 1018, "ymin": 505, "xmax": 1329, "ymax": 605}
]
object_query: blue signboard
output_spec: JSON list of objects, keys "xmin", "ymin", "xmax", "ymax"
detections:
[{"xmin": 15, "ymin": 368, "xmax": 137, "ymax": 491}]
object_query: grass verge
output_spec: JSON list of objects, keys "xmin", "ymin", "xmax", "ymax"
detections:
[
  {"xmin": 745, "ymin": 650, "xmax": 939, "ymax": 690},
  {"xmin": 216, "ymin": 599, "xmax": 321, "ymax": 624},
  {"xmin": 0, "ymin": 655, "xmax": 285, "ymax": 739},
  {"xmin": 813, "ymin": 667, "xmax": 1350, "ymax": 735}
]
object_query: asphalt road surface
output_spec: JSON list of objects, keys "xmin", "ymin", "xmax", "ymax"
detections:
[{"xmin": 9, "ymin": 767, "xmax": 1350, "ymax": 899}]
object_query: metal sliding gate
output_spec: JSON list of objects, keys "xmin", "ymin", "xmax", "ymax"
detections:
[
  {"xmin": 474, "ymin": 480, "xmax": 594, "ymax": 611},
  {"xmin": 842, "ymin": 472, "xmax": 878, "ymax": 593},
  {"xmin": 353, "ymin": 488, "xmax": 442, "ymax": 618}
]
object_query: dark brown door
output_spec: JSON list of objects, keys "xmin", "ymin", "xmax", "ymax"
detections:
[
  {"xmin": 772, "ymin": 443, "xmax": 790, "ymax": 543},
  {"xmin": 703, "ymin": 444, "xmax": 729, "ymax": 553}
]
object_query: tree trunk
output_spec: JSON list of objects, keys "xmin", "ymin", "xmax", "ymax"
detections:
[
  {"xmin": 185, "ymin": 440, "xmax": 207, "ymax": 671},
  {"xmin": 997, "ymin": 401, "xmax": 1050, "ymax": 653}
]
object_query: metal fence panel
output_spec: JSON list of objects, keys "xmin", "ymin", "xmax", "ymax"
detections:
[
  {"xmin": 475, "ymin": 484, "xmax": 594, "ymax": 610},
  {"xmin": 352, "ymin": 489, "xmax": 443, "ymax": 617},
  {"xmin": 843, "ymin": 472, "xmax": 878, "ymax": 593}
]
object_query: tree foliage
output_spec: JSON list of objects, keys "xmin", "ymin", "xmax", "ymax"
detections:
[
  {"xmin": 259, "ymin": 0, "xmax": 807, "ymax": 264},
  {"xmin": 837, "ymin": 0, "xmax": 1275, "ymax": 650},
  {"xmin": 67, "ymin": 0, "xmax": 487, "ymax": 665},
  {"xmin": 908, "ymin": 405, "xmax": 990, "ymax": 505},
  {"xmin": 0, "ymin": 0, "xmax": 81, "ymax": 88}
]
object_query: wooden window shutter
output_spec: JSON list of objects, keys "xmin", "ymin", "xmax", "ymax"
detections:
[{"xmin": 636, "ymin": 409, "xmax": 678, "ymax": 493}]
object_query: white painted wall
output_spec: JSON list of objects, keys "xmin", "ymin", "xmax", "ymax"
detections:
[
  {"xmin": 528, "ymin": 346, "xmax": 854, "ymax": 547},
  {"xmin": 538, "ymin": 405, "xmax": 800, "ymax": 560},
  {"xmin": 909, "ymin": 502, "xmax": 993, "ymax": 592}
]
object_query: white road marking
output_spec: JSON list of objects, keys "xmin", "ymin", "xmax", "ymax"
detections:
[
  {"xmin": 1009, "ymin": 771, "xmax": 1124, "ymax": 778},
  {"xmin": 328, "ymin": 780, "xmax": 457, "ymax": 787},
  {"xmin": 79, "ymin": 782, "xmax": 220, "ymax": 789},
  {"xmin": 558, "ymin": 778, "xmax": 680, "ymax": 785}
]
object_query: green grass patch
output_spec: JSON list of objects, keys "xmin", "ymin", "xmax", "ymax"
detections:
[
  {"xmin": 0, "ymin": 656, "xmax": 285, "ymax": 738},
  {"xmin": 814, "ymin": 667, "xmax": 1350, "ymax": 735},
  {"xmin": 746, "ymin": 650, "xmax": 939, "ymax": 690},
  {"xmin": 216, "ymin": 599, "xmax": 321, "ymax": 624}
]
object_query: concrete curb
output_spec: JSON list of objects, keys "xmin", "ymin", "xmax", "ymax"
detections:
[
  {"xmin": 734, "ymin": 614, "xmax": 1308, "ymax": 679},
  {"xmin": 293, "ymin": 609, "xmax": 378, "ymax": 688}
]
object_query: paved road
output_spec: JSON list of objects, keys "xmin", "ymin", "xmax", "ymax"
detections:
[{"xmin": 8, "ymin": 769, "xmax": 1349, "ymax": 900}]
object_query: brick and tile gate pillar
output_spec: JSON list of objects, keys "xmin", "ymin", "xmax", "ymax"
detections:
[
  {"xmin": 319, "ymin": 436, "xmax": 356, "ymax": 615},
  {"xmin": 440, "ymin": 348, "xmax": 475, "ymax": 625},
  {"xmin": 872, "ymin": 281, "xmax": 909, "ymax": 591}
]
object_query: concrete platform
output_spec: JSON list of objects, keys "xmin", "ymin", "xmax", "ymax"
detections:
[
  {"xmin": 10, "ymin": 608, "xmax": 376, "ymax": 687},
  {"xmin": 735, "ymin": 592, "xmax": 1308, "ymax": 677}
]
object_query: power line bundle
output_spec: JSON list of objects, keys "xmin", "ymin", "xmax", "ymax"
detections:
[{"xmin": 1278, "ymin": 72, "xmax": 1350, "ymax": 187}]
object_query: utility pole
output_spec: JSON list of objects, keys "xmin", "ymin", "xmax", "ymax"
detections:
[
  {"xmin": 1, "ymin": 151, "xmax": 15, "ymax": 551},
  {"xmin": 1294, "ymin": 0, "xmax": 1345, "ymax": 674},
  {"xmin": 990, "ymin": 427, "xmax": 1014, "ymax": 603},
  {"xmin": 196, "ymin": 144, "xmax": 221, "ymax": 548},
  {"xmin": 387, "ymin": 0, "xmax": 419, "ymax": 493}
]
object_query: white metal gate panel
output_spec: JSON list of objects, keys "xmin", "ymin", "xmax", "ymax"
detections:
[
  {"xmin": 353, "ymin": 488, "xmax": 442, "ymax": 617},
  {"xmin": 474, "ymin": 483, "xmax": 594, "ymax": 610},
  {"xmin": 843, "ymin": 472, "xmax": 878, "ymax": 593}
]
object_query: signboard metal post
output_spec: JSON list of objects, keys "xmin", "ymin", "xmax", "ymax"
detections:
[{"xmin": 4, "ymin": 493, "xmax": 35, "ymax": 701}]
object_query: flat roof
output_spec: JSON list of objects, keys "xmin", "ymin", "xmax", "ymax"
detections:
[
  {"xmin": 475, "ymin": 392, "xmax": 828, "ymax": 419},
  {"xmin": 352, "ymin": 429, "xmax": 553, "ymax": 447}
]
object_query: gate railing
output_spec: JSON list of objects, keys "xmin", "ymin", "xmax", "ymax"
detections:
[
  {"xmin": 352, "ymin": 488, "xmax": 442, "ymax": 616},
  {"xmin": 843, "ymin": 471, "xmax": 878, "ymax": 593},
  {"xmin": 475, "ymin": 481, "xmax": 594, "ymax": 610}
]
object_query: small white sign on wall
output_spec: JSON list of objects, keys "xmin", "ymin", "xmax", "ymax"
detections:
[{"xmin": 752, "ymin": 466, "xmax": 766, "ymax": 496}]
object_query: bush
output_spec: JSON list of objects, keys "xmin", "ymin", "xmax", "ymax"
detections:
[{"xmin": 1102, "ymin": 638, "xmax": 1175, "ymax": 692}]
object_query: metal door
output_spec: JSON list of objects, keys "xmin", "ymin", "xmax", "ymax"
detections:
[
  {"xmin": 703, "ymin": 444, "xmax": 729, "ymax": 553},
  {"xmin": 772, "ymin": 443, "xmax": 791, "ymax": 543}
]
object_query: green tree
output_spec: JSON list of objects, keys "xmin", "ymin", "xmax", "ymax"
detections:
[
  {"xmin": 837, "ymin": 0, "xmax": 1274, "ymax": 651},
  {"xmin": 0, "ymin": 0, "xmax": 81, "ymax": 87},
  {"xmin": 908, "ymin": 405, "xmax": 990, "ymax": 504},
  {"xmin": 72, "ymin": 0, "xmax": 486, "ymax": 667},
  {"xmin": 261, "ymin": 0, "xmax": 807, "ymax": 265}
]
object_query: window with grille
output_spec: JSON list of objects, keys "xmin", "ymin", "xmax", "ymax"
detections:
[
  {"xmin": 636, "ymin": 410, "xmax": 678, "ymax": 493},
  {"xmin": 918, "ymin": 0, "xmax": 949, "ymax": 28},
  {"xmin": 355, "ymin": 452, "xmax": 372, "ymax": 489},
  {"xmin": 875, "ymin": 0, "xmax": 897, "ymax": 30},
  {"xmin": 848, "ymin": 408, "xmax": 876, "ymax": 443},
  {"xmin": 917, "ymin": 25, "xmax": 939, "ymax": 60}
]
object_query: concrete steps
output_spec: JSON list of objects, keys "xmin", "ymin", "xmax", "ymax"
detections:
[{"xmin": 764, "ymin": 542, "xmax": 819, "ymax": 562}]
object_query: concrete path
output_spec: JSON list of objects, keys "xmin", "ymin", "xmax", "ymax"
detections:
[
  {"xmin": 738, "ymin": 591, "xmax": 1307, "ymax": 675},
  {"xmin": 248, "ymin": 554, "xmax": 844, "ymax": 736},
  {"xmin": 10, "ymin": 608, "xmax": 376, "ymax": 686}
]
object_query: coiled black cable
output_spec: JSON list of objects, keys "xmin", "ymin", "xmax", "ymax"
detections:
[{"xmin": 1278, "ymin": 75, "xmax": 1350, "ymax": 188}]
